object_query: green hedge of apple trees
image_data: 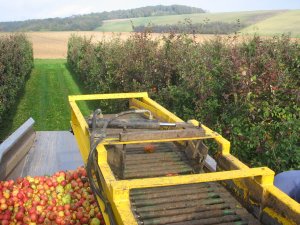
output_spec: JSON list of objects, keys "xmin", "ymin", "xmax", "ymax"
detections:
[{"xmin": 0, "ymin": 34, "xmax": 33, "ymax": 125}]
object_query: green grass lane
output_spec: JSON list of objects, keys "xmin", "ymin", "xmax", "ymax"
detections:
[{"xmin": 0, "ymin": 59, "xmax": 91, "ymax": 140}]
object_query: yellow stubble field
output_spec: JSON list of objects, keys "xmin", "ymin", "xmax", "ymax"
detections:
[
  {"xmin": 1, "ymin": 32, "xmax": 298, "ymax": 59},
  {"xmin": 29, "ymin": 32, "xmax": 227, "ymax": 59},
  {"xmin": 27, "ymin": 32, "xmax": 133, "ymax": 58},
  {"xmin": 1, "ymin": 32, "xmax": 222, "ymax": 59}
]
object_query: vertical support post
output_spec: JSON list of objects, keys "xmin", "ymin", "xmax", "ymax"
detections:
[
  {"xmin": 255, "ymin": 169, "xmax": 275, "ymax": 221},
  {"xmin": 215, "ymin": 136, "xmax": 231, "ymax": 155}
]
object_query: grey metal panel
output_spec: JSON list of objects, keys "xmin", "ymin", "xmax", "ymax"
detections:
[
  {"xmin": 21, "ymin": 131, "xmax": 83, "ymax": 177},
  {"xmin": 205, "ymin": 155, "xmax": 217, "ymax": 172},
  {"xmin": 0, "ymin": 118, "xmax": 35, "ymax": 180},
  {"xmin": 0, "ymin": 117, "xmax": 35, "ymax": 162}
]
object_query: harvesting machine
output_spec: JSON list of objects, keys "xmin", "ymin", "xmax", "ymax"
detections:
[{"xmin": 69, "ymin": 92, "xmax": 300, "ymax": 225}]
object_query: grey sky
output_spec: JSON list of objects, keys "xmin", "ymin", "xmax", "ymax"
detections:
[{"xmin": 0, "ymin": 0, "xmax": 299, "ymax": 22}]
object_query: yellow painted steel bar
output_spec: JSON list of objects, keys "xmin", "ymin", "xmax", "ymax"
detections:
[
  {"xmin": 69, "ymin": 101, "xmax": 90, "ymax": 162},
  {"xmin": 96, "ymin": 143, "xmax": 139, "ymax": 225},
  {"xmin": 188, "ymin": 119, "xmax": 231, "ymax": 154},
  {"xmin": 113, "ymin": 201, "xmax": 138, "ymax": 225},
  {"xmin": 69, "ymin": 92, "xmax": 148, "ymax": 101},
  {"xmin": 111, "ymin": 167, "xmax": 275, "ymax": 191},
  {"xmin": 97, "ymin": 151, "xmax": 137, "ymax": 225},
  {"xmin": 267, "ymin": 186, "xmax": 300, "ymax": 214},
  {"xmin": 142, "ymin": 96, "xmax": 183, "ymax": 122},
  {"xmin": 94, "ymin": 145, "xmax": 117, "ymax": 225},
  {"xmin": 69, "ymin": 101, "xmax": 88, "ymax": 131},
  {"xmin": 130, "ymin": 98, "xmax": 178, "ymax": 123},
  {"xmin": 134, "ymin": 97, "xmax": 231, "ymax": 154},
  {"xmin": 219, "ymin": 154, "xmax": 250, "ymax": 170},
  {"xmin": 264, "ymin": 186, "xmax": 300, "ymax": 225}
]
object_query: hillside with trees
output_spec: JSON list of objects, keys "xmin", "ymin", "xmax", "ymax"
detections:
[
  {"xmin": 133, "ymin": 21, "xmax": 247, "ymax": 34},
  {"xmin": 0, "ymin": 5, "xmax": 205, "ymax": 31}
]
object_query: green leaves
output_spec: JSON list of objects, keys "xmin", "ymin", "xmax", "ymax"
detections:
[
  {"xmin": 67, "ymin": 33, "xmax": 300, "ymax": 172},
  {"xmin": 0, "ymin": 34, "xmax": 33, "ymax": 125}
]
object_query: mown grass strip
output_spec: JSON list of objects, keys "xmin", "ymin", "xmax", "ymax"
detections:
[{"xmin": 0, "ymin": 59, "xmax": 91, "ymax": 140}]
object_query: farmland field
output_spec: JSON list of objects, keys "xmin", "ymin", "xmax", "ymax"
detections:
[
  {"xmin": 25, "ymin": 32, "xmax": 160, "ymax": 58},
  {"xmin": 9, "ymin": 32, "xmax": 135, "ymax": 59},
  {"xmin": 0, "ymin": 32, "xmax": 142, "ymax": 58},
  {"xmin": 241, "ymin": 10, "xmax": 300, "ymax": 37},
  {"xmin": 34, "ymin": 32, "xmax": 300, "ymax": 59},
  {"xmin": 96, "ymin": 10, "xmax": 285, "ymax": 32},
  {"xmin": 1, "ymin": 32, "xmax": 229, "ymax": 59}
]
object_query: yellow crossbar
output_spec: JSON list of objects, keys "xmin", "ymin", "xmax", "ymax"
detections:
[
  {"xmin": 69, "ymin": 92, "xmax": 148, "ymax": 101},
  {"xmin": 112, "ymin": 167, "xmax": 275, "ymax": 191}
]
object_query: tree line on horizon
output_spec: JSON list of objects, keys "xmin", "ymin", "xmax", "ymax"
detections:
[
  {"xmin": 133, "ymin": 20, "xmax": 246, "ymax": 34},
  {"xmin": 0, "ymin": 5, "xmax": 205, "ymax": 32}
]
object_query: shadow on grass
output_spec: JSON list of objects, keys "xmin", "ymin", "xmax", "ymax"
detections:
[
  {"xmin": 0, "ymin": 62, "xmax": 89, "ymax": 142},
  {"xmin": 64, "ymin": 62, "xmax": 87, "ymax": 94},
  {"xmin": 0, "ymin": 80, "xmax": 29, "ymax": 142},
  {"xmin": 65, "ymin": 63, "xmax": 129, "ymax": 115},
  {"xmin": 64, "ymin": 62, "xmax": 96, "ymax": 113}
]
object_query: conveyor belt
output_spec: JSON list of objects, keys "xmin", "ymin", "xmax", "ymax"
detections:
[
  {"xmin": 103, "ymin": 115, "xmax": 261, "ymax": 224},
  {"xmin": 117, "ymin": 142, "xmax": 194, "ymax": 179},
  {"xmin": 130, "ymin": 182, "xmax": 261, "ymax": 225}
]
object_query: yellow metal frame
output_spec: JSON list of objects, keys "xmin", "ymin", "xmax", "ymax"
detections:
[{"xmin": 69, "ymin": 92, "xmax": 300, "ymax": 225}]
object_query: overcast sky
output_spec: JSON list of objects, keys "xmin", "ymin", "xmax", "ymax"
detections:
[{"xmin": 0, "ymin": 0, "xmax": 299, "ymax": 22}]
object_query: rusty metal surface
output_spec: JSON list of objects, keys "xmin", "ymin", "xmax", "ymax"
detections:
[
  {"xmin": 125, "ymin": 167, "xmax": 192, "ymax": 179},
  {"xmin": 130, "ymin": 182, "xmax": 261, "ymax": 225},
  {"xmin": 119, "ymin": 128, "xmax": 206, "ymax": 142},
  {"xmin": 90, "ymin": 113, "xmax": 154, "ymax": 139},
  {"xmin": 126, "ymin": 152, "xmax": 180, "ymax": 160},
  {"xmin": 137, "ymin": 203, "xmax": 229, "ymax": 219},
  {"xmin": 164, "ymin": 215, "xmax": 248, "ymax": 225},
  {"xmin": 89, "ymin": 118, "xmax": 198, "ymax": 130},
  {"xmin": 131, "ymin": 185, "xmax": 226, "ymax": 201}
]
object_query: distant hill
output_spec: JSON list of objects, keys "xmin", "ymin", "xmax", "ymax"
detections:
[
  {"xmin": 1, "ymin": 6, "xmax": 299, "ymax": 37},
  {"xmin": 96, "ymin": 9, "xmax": 300, "ymax": 37},
  {"xmin": 0, "ymin": 5, "xmax": 205, "ymax": 31},
  {"xmin": 97, "ymin": 10, "xmax": 284, "ymax": 32},
  {"xmin": 241, "ymin": 10, "xmax": 300, "ymax": 37}
]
